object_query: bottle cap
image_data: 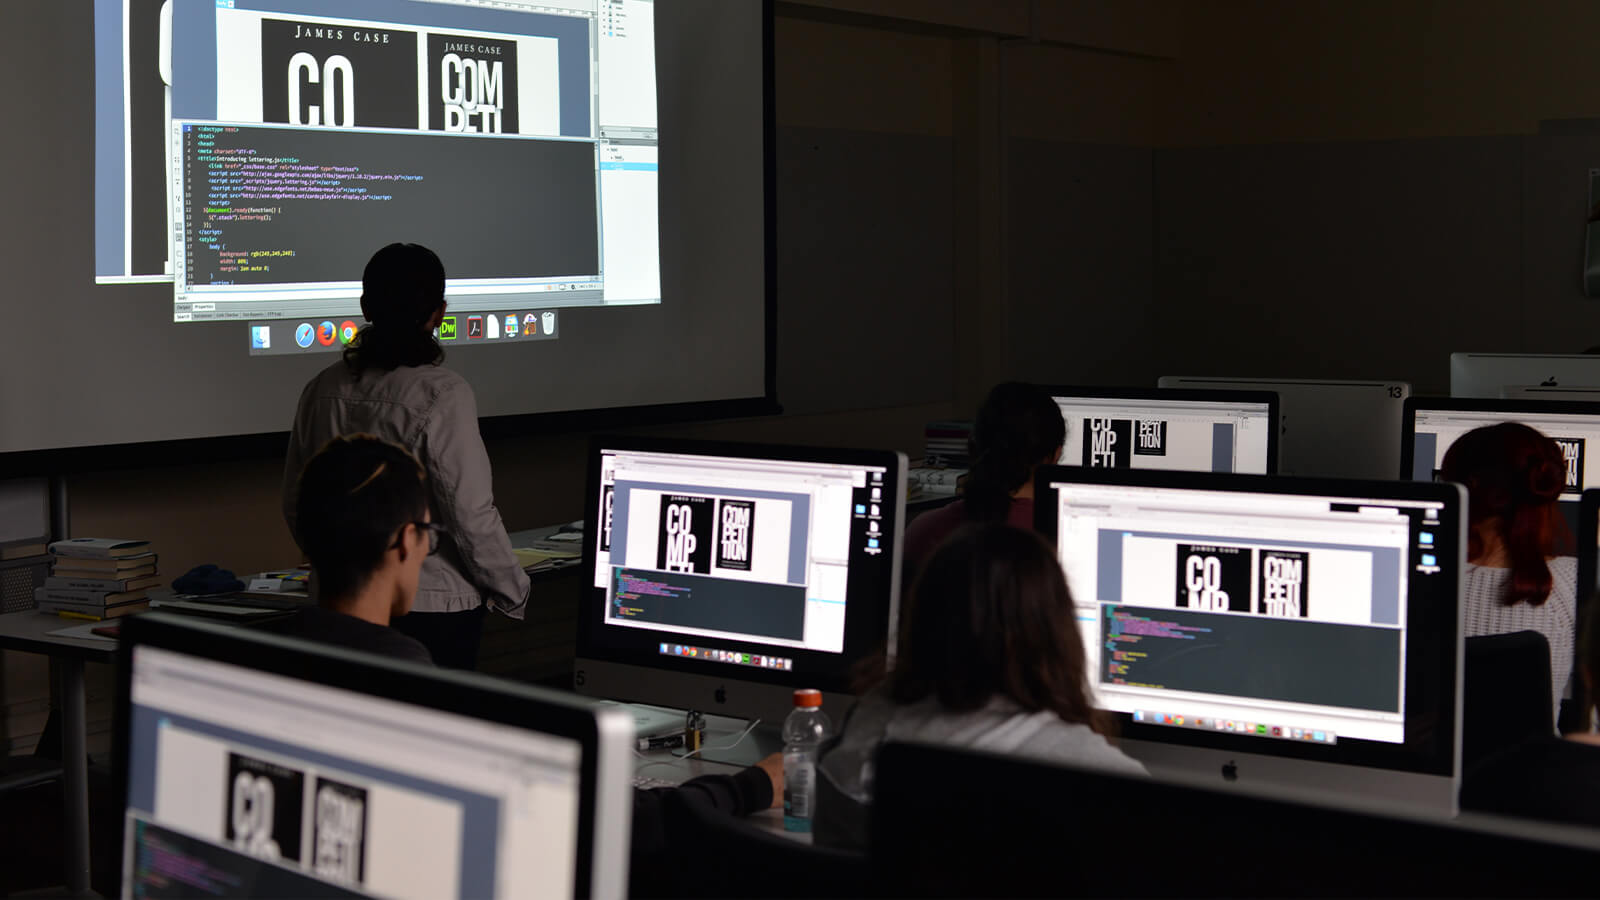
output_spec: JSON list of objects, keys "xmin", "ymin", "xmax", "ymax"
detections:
[{"xmin": 793, "ymin": 688, "xmax": 823, "ymax": 708}]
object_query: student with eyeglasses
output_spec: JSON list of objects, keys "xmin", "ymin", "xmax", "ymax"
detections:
[
  {"xmin": 279, "ymin": 434, "xmax": 444, "ymax": 664},
  {"xmin": 279, "ymin": 434, "xmax": 787, "ymax": 888}
]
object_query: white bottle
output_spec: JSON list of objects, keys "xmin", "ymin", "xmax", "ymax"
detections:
[{"xmin": 782, "ymin": 688, "xmax": 831, "ymax": 833}]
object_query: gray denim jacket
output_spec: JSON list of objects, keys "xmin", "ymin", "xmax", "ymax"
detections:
[{"xmin": 283, "ymin": 360, "xmax": 530, "ymax": 617}]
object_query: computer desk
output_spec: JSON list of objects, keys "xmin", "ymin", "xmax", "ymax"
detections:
[
  {"xmin": 0, "ymin": 609, "xmax": 118, "ymax": 895},
  {"xmin": 630, "ymin": 710, "xmax": 809, "ymax": 844}
]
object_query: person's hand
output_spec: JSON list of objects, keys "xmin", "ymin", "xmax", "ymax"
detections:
[{"xmin": 755, "ymin": 752, "xmax": 784, "ymax": 809}]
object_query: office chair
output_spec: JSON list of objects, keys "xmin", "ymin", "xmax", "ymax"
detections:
[
  {"xmin": 1462, "ymin": 630, "xmax": 1553, "ymax": 769},
  {"xmin": 637, "ymin": 788, "xmax": 869, "ymax": 899}
]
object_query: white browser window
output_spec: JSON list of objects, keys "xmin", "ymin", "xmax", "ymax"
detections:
[
  {"xmin": 1054, "ymin": 398, "xmax": 1273, "ymax": 475},
  {"xmin": 1052, "ymin": 483, "xmax": 1434, "ymax": 744},
  {"xmin": 1412, "ymin": 409, "xmax": 1600, "ymax": 501},
  {"xmin": 125, "ymin": 646, "xmax": 582, "ymax": 900},
  {"xmin": 593, "ymin": 450, "xmax": 884, "ymax": 654}
]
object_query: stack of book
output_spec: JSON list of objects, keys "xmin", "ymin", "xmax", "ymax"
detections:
[
  {"xmin": 35, "ymin": 538, "xmax": 158, "ymax": 620},
  {"xmin": 924, "ymin": 421, "xmax": 973, "ymax": 468}
]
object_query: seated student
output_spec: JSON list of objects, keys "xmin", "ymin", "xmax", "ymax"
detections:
[
  {"xmin": 813, "ymin": 523, "xmax": 1144, "ymax": 850},
  {"xmin": 902, "ymin": 382, "xmax": 1064, "ymax": 579},
  {"xmin": 283, "ymin": 435, "xmax": 783, "ymax": 871},
  {"xmin": 1460, "ymin": 595, "xmax": 1600, "ymax": 825},
  {"xmin": 1439, "ymin": 422, "xmax": 1577, "ymax": 720},
  {"xmin": 279, "ymin": 432, "xmax": 436, "ymax": 664}
]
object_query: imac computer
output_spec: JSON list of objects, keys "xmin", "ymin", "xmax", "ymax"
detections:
[
  {"xmin": 1450, "ymin": 353, "xmax": 1600, "ymax": 399},
  {"xmin": 1503, "ymin": 384, "xmax": 1600, "ymax": 402},
  {"xmin": 1035, "ymin": 466, "xmax": 1465, "ymax": 815},
  {"xmin": 1043, "ymin": 386, "xmax": 1279, "ymax": 474},
  {"xmin": 1401, "ymin": 397, "xmax": 1600, "ymax": 542},
  {"xmin": 1157, "ymin": 376, "xmax": 1411, "ymax": 479},
  {"xmin": 575, "ymin": 436, "xmax": 907, "ymax": 747},
  {"xmin": 115, "ymin": 613, "xmax": 633, "ymax": 900}
]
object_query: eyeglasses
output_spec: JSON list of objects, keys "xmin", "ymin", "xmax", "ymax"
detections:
[{"xmin": 392, "ymin": 521, "xmax": 445, "ymax": 555}]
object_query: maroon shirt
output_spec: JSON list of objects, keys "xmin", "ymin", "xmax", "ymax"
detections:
[{"xmin": 901, "ymin": 497, "xmax": 1037, "ymax": 585}]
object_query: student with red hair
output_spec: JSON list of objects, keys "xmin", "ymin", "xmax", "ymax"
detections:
[{"xmin": 1440, "ymin": 422, "xmax": 1578, "ymax": 721}]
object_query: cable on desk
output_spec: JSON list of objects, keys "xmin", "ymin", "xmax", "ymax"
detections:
[{"xmin": 672, "ymin": 718, "xmax": 762, "ymax": 762}]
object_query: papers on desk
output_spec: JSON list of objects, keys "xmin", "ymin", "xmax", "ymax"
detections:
[
  {"xmin": 514, "ymin": 545, "xmax": 581, "ymax": 573},
  {"xmin": 47, "ymin": 621, "xmax": 118, "ymax": 642}
]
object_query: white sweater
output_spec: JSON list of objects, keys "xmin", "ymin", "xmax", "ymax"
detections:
[{"xmin": 1461, "ymin": 557, "xmax": 1577, "ymax": 722}]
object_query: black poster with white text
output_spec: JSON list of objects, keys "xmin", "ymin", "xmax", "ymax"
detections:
[
  {"xmin": 715, "ymin": 499, "xmax": 756, "ymax": 571},
  {"xmin": 225, "ymin": 753, "xmax": 305, "ymax": 863},
  {"xmin": 311, "ymin": 777, "xmax": 368, "ymax": 885},
  {"xmin": 1257, "ymin": 550, "xmax": 1310, "ymax": 618},
  {"xmin": 1554, "ymin": 437, "xmax": 1587, "ymax": 491},
  {"xmin": 1134, "ymin": 420, "xmax": 1168, "ymax": 456},
  {"xmin": 1176, "ymin": 544, "xmax": 1251, "ymax": 613},
  {"xmin": 601, "ymin": 485, "xmax": 615, "ymax": 553},
  {"xmin": 260, "ymin": 18, "xmax": 420, "ymax": 129},
  {"xmin": 1083, "ymin": 418, "xmax": 1133, "ymax": 468},
  {"xmin": 428, "ymin": 33, "xmax": 520, "ymax": 133},
  {"xmin": 657, "ymin": 495, "xmax": 714, "ymax": 574}
]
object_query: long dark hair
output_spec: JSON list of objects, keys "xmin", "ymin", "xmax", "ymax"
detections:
[
  {"xmin": 888, "ymin": 523, "xmax": 1106, "ymax": 733},
  {"xmin": 963, "ymin": 382, "xmax": 1065, "ymax": 522},
  {"xmin": 344, "ymin": 243, "xmax": 446, "ymax": 374},
  {"xmin": 1439, "ymin": 422, "xmax": 1573, "ymax": 606}
]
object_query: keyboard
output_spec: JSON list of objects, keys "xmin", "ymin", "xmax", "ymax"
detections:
[{"xmin": 632, "ymin": 774, "xmax": 681, "ymax": 790}]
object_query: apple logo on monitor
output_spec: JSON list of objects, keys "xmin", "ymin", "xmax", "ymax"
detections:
[
  {"xmin": 714, "ymin": 686, "xmax": 728, "ymax": 705},
  {"xmin": 1221, "ymin": 760, "xmax": 1239, "ymax": 782}
]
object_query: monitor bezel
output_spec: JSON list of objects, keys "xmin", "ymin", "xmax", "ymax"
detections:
[
  {"xmin": 1449, "ymin": 352, "xmax": 1600, "ymax": 400},
  {"xmin": 1038, "ymin": 384, "xmax": 1281, "ymax": 475},
  {"xmin": 576, "ymin": 434, "xmax": 906, "ymax": 706},
  {"xmin": 1033, "ymin": 465, "xmax": 1463, "ymax": 780},
  {"xmin": 114, "ymin": 613, "xmax": 628, "ymax": 900},
  {"xmin": 1399, "ymin": 395, "xmax": 1600, "ymax": 481},
  {"xmin": 1575, "ymin": 488, "xmax": 1600, "ymax": 731}
]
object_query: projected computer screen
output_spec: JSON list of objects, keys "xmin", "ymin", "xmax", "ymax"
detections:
[
  {"xmin": 124, "ymin": 645, "xmax": 583, "ymax": 899},
  {"xmin": 98, "ymin": 0, "xmax": 657, "ymax": 337},
  {"xmin": 1047, "ymin": 480, "xmax": 1451, "ymax": 747},
  {"xmin": 1051, "ymin": 393, "xmax": 1275, "ymax": 475},
  {"xmin": 589, "ymin": 447, "xmax": 896, "ymax": 673},
  {"xmin": 4, "ymin": 1, "xmax": 763, "ymax": 459}
]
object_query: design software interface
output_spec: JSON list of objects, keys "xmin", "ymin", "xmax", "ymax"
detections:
[
  {"xmin": 99, "ymin": 0, "xmax": 659, "ymax": 354},
  {"xmin": 1409, "ymin": 407, "xmax": 1600, "ymax": 503},
  {"xmin": 124, "ymin": 645, "xmax": 583, "ymax": 899},
  {"xmin": 1054, "ymin": 396, "xmax": 1274, "ymax": 475},
  {"xmin": 591, "ymin": 449, "xmax": 892, "ymax": 673},
  {"xmin": 1050, "ymin": 482, "xmax": 1448, "ymax": 746}
]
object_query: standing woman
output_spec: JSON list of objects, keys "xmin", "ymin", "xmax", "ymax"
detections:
[
  {"xmin": 1439, "ymin": 422, "xmax": 1578, "ymax": 721},
  {"xmin": 283, "ymin": 243, "xmax": 529, "ymax": 668},
  {"xmin": 901, "ymin": 382, "xmax": 1065, "ymax": 579}
]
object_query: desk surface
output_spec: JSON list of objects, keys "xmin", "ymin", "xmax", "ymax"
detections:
[
  {"xmin": 0, "ymin": 609, "xmax": 118, "ymax": 662},
  {"xmin": 627, "ymin": 709, "xmax": 809, "ymax": 844}
]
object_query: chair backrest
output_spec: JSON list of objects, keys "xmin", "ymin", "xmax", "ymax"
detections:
[
  {"xmin": 869, "ymin": 741, "xmax": 1600, "ymax": 897},
  {"xmin": 1463, "ymin": 630, "xmax": 1552, "ymax": 768},
  {"xmin": 637, "ymin": 788, "xmax": 869, "ymax": 899}
]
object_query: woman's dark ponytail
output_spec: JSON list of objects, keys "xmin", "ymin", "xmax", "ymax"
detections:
[
  {"xmin": 962, "ymin": 383, "xmax": 1066, "ymax": 522},
  {"xmin": 344, "ymin": 243, "xmax": 446, "ymax": 374}
]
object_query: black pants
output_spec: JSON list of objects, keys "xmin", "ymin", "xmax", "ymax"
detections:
[{"xmin": 391, "ymin": 605, "xmax": 488, "ymax": 670}]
